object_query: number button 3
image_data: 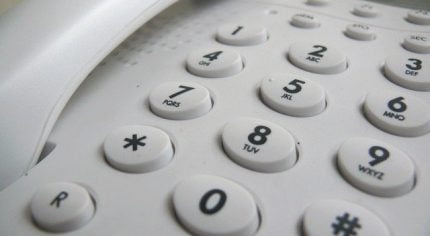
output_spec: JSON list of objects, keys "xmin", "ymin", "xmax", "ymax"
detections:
[
  {"xmin": 384, "ymin": 55, "xmax": 430, "ymax": 91},
  {"xmin": 337, "ymin": 137, "xmax": 416, "ymax": 197},
  {"xmin": 363, "ymin": 91, "xmax": 430, "ymax": 136},
  {"xmin": 260, "ymin": 75, "xmax": 326, "ymax": 117},
  {"xmin": 187, "ymin": 48, "xmax": 244, "ymax": 78},
  {"xmin": 222, "ymin": 118, "xmax": 297, "ymax": 172},
  {"xmin": 173, "ymin": 175, "xmax": 259, "ymax": 236},
  {"xmin": 149, "ymin": 81, "xmax": 212, "ymax": 120},
  {"xmin": 288, "ymin": 42, "xmax": 348, "ymax": 74}
]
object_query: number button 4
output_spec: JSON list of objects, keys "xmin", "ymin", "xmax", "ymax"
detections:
[
  {"xmin": 222, "ymin": 118, "xmax": 297, "ymax": 172},
  {"xmin": 173, "ymin": 175, "xmax": 259, "ymax": 236},
  {"xmin": 363, "ymin": 91, "xmax": 430, "ymax": 136},
  {"xmin": 187, "ymin": 48, "xmax": 244, "ymax": 78},
  {"xmin": 260, "ymin": 75, "xmax": 326, "ymax": 117},
  {"xmin": 149, "ymin": 81, "xmax": 212, "ymax": 120}
]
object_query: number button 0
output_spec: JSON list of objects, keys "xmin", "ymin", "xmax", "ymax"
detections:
[
  {"xmin": 363, "ymin": 91, "xmax": 430, "ymax": 136},
  {"xmin": 173, "ymin": 175, "xmax": 259, "ymax": 236},
  {"xmin": 216, "ymin": 23, "xmax": 268, "ymax": 46},
  {"xmin": 337, "ymin": 137, "xmax": 416, "ymax": 197},
  {"xmin": 149, "ymin": 81, "xmax": 212, "ymax": 120},
  {"xmin": 260, "ymin": 75, "xmax": 326, "ymax": 116},
  {"xmin": 384, "ymin": 55, "xmax": 430, "ymax": 91},
  {"xmin": 222, "ymin": 117, "xmax": 297, "ymax": 172},
  {"xmin": 288, "ymin": 42, "xmax": 347, "ymax": 74},
  {"xmin": 187, "ymin": 48, "xmax": 244, "ymax": 78}
]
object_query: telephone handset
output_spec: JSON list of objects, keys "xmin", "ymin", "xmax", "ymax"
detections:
[
  {"xmin": 1, "ymin": 0, "xmax": 430, "ymax": 235},
  {"xmin": 0, "ymin": 0, "xmax": 177, "ymax": 189}
]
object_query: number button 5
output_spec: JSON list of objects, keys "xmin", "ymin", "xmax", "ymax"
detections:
[
  {"xmin": 173, "ymin": 175, "xmax": 260, "ymax": 236},
  {"xmin": 260, "ymin": 75, "xmax": 326, "ymax": 117}
]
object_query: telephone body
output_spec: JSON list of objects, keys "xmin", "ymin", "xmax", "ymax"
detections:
[{"xmin": 0, "ymin": 0, "xmax": 430, "ymax": 235}]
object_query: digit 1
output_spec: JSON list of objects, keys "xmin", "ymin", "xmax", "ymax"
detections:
[
  {"xmin": 231, "ymin": 26, "xmax": 244, "ymax": 35},
  {"xmin": 199, "ymin": 189, "xmax": 227, "ymax": 215},
  {"xmin": 368, "ymin": 146, "xmax": 390, "ymax": 166}
]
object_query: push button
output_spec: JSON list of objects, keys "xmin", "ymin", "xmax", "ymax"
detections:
[
  {"xmin": 353, "ymin": 4, "xmax": 379, "ymax": 18},
  {"xmin": 306, "ymin": 0, "xmax": 331, "ymax": 6},
  {"xmin": 149, "ymin": 81, "xmax": 212, "ymax": 120},
  {"xmin": 403, "ymin": 34, "xmax": 430, "ymax": 54},
  {"xmin": 337, "ymin": 137, "xmax": 415, "ymax": 197},
  {"xmin": 384, "ymin": 55, "xmax": 430, "ymax": 91},
  {"xmin": 222, "ymin": 117, "xmax": 297, "ymax": 172},
  {"xmin": 173, "ymin": 175, "xmax": 259, "ymax": 236},
  {"xmin": 104, "ymin": 125, "xmax": 174, "ymax": 173},
  {"xmin": 363, "ymin": 91, "xmax": 430, "ymax": 137},
  {"xmin": 30, "ymin": 182, "xmax": 95, "ymax": 232},
  {"xmin": 288, "ymin": 42, "xmax": 348, "ymax": 74},
  {"xmin": 345, "ymin": 24, "xmax": 376, "ymax": 41},
  {"xmin": 303, "ymin": 200, "xmax": 390, "ymax": 236},
  {"xmin": 291, "ymin": 13, "xmax": 320, "ymax": 29},
  {"xmin": 260, "ymin": 75, "xmax": 326, "ymax": 117},
  {"xmin": 407, "ymin": 10, "xmax": 430, "ymax": 25},
  {"xmin": 216, "ymin": 23, "xmax": 268, "ymax": 46},
  {"xmin": 187, "ymin": 48, "xmax": 243, "ymax": 78}
]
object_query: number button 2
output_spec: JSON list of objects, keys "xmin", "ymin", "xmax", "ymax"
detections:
[
  {"xmin": 187, "ymin": 48, "xmax": 244, "ymax": 78},
  {"xmin": 173, "ymin": 175, "xmax": 259, "ymax": 236},
  {"xmin": 260, "ymin": 75, "xmax": 326, "ymax": 117}
]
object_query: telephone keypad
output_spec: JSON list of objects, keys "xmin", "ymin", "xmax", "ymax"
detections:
[
  {"xmin": 30, "ymin": 182, "xmax": 95, "ymax": 233},
  {"xmin": 363, "ymin": 91, "xmax": 430, "ymax": 137},
  {"xmin": 288, "ymin": 42, "xmax": 348, "ymax": 74},
  {"xmin": 222, "ymin": 117, "xmax": 297, "ymax": 173},
  {"xmin": 384, "ymin": 55, "xmax": 430, "ymax": 91},
  {"xmin": 149, "ymin": 81, "xmax": 212, "ymax": 120},
  {"xmin": 103, "ymin": 125, "xmax": 174, "ymax": 173},
  {"xmin": 337, "ymin": 137, "xmax": 415, "ymax": 197},
  {"xmin": 260, "ymin": 75, "xmax": 326, "ymax": 117},
  {"xmin": 186, "ymin": 48, "xmax": 243, "ymax": 78},
  {"xmin": 172, "ymin": 175, "xmax": 259, "ymax": 236}
]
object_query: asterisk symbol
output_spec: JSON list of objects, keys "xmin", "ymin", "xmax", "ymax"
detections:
[{"xmin": 123, "ymin": 134, "xmax": 146, "ymax": 151}]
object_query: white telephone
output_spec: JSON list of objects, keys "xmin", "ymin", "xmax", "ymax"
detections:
[{"xmin": 0, "ymin": 0, "xmax": 429, "ymax": 235}]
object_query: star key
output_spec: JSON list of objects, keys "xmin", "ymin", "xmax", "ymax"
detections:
[{"xmin": 123, "ymin": 134, "xmax": 146, "ymax": 151}]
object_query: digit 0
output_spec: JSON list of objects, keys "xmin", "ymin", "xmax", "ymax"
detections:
[
  {"xmin": 248, "ymin": 125, "xmax": 272, "ymax": 145},
  {"xmin": 199, "ymin": 189, "xmax": 227, "ymax": 215}
]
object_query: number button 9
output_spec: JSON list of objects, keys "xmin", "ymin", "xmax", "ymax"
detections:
[
  {"xmin": 187, "ymin": 48, "xmax": 244, "ymax": 78},
  {"xmin": 260, "ymin": 75, "xmax": 326, "ymax": 117},
  {"xmin": 364, "ymin": 91, "xmax": 430, "ymax": 136},
  {"xmin": 173, "ymin": 175, "xmax": 260, "ymax": 236}
]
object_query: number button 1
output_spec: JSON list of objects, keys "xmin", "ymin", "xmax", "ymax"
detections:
[
  {"xmin": 172, "ymin": 175, "xmax": 259, "ymax": 236},
  {"xmin": 337, "ymin": 137, "xmax": 415, "ymax": 197},
  {"xmin": 288, "ymin": 42, "xmax": 347, "ymax": 74},
  {"xmin": 186, "ymin": 48, "xmax": 244, "ymax": 78},
  {"xmin": 363, "ymin": 91, "xmax": 430, "ymax": 136},
  {"xmin": 149, "ymin": 81, "xmax": 212, "ymax": 120},
  {"xmin": 260, "ymin": 75, "xmax": 326, "ymax": 117},
  {"xmin": 222, "ymin": 117, "xmax": 297, "ymax": 172},
  {"xmin": 216, "ymin": 23, "xmax": 268, "ymax": 46}
]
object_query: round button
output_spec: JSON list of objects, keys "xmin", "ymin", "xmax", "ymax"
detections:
[
  {"xmin": 216, "ymin": 23, "xmax": 268, "ymax": 46},
  {"xmin": 384, "ymin": 55, "xmax": 430, "ymax": 91},
  {"xmin": 303, "ymin": 200, "xmax": 390, "ymax": 236},
  {"xmin": 288, "ymin": 42, "xmax": 348, "ymax": 74},
  {"xmin": 30, "ymin": 182, "xmax": 95, "ymax": 232},
  {"xmin": 353, "ymin": 4, "xmax": 379, "ymax": 18},
  {"xmin": 363, "ymin": 91, "xmax": 430, "ymax": 137},
  {"xmin": 291, "ymin": 13, "xmax": 320, "ymax": 29},
  {"xmin": 260, "ymin": 75, "xmax": 326, "ymax": 117},
  {"xmin": 222, "ymin": 117, "xmax": 297, "ymax": 173},
  {"xmin": 337, "ymin": 137, "xmax": 415, "ymax": 197},
  {"xmin": 172, "ymin": 175, "xmax": 259, "ymax": 236},
  {"xmin": 403, "ymin": 34, "xmax": 430, "ymax": 54},
  {"xmin": 345, "ymin": 24, "xmax": 376, "ymax": 41},
  {"xmin": 104, "ymin": 125, "xmax": 174, "ymax": 173},
  {"xmin": 149, "ymin": 81, "xmax": 212, "ymax": 120},
  {"xmin": 306, "ymin": 0, "xmax": 331, "ymax": 6},
  {"xmin": 407, "ymin": 10, "xmax": 430, "ymax": 25},
  {"xmin": 186, "ymin": 48, "xmax": 243, "ymax": 78}
]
